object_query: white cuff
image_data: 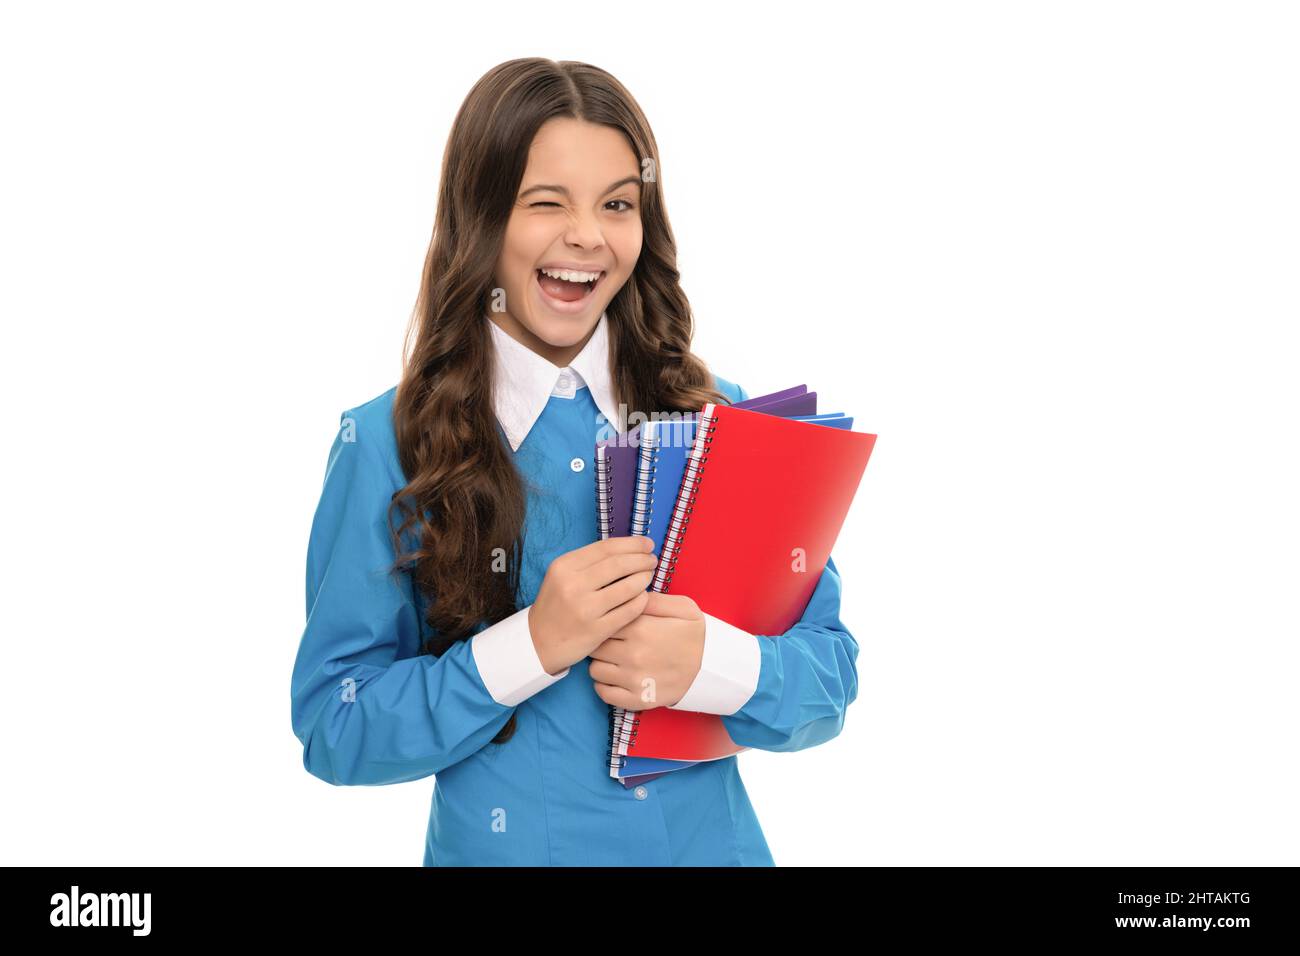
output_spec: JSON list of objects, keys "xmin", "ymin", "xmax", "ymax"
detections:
[
  {"xmin": 470, "ymin": 605, "xmax": 570, "ymax": 706},
  {"xmin": 668, "ymin": 612, "xmax": 761, "ymax": 715}
]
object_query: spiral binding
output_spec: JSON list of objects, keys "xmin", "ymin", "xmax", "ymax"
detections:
[
  {"xmin": 607, "ymin": 703, "xmax": 637, "ymax": 778},
  {"xmin": 628, "ymin": 424, "xmax": 661, "ymax": 538},
  {"xmin": 594, "ymin": 444, "xmax": 614, "ymax": 539},
  {"xmin": 649, "ymin": 406, "xmax": 719, "ymax": 592},
  {"xmin": 605, "ymin": 405, "xmax": 722, "ymax": 778}
]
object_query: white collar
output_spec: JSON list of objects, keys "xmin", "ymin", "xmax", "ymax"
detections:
[{"xmin": 486, "ymin": 310, "xmax": 623, "ymax": 452}]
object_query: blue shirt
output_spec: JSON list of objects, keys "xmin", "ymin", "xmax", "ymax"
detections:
[{"xmin": 290, "ymin": 314, "xmax": 859, "ymax": 865}]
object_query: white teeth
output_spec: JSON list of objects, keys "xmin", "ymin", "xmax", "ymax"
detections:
[{"xmin": 539, "ymin": 266, "xmax": 601, "ymax": 283}]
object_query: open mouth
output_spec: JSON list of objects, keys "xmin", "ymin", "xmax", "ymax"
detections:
[{"xmin": 535, "ymin": 268, "xmax": 604, "ymax": 310}]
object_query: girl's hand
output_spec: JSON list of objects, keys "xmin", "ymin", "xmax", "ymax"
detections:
[
  {"xmin": 588, "ymin": 592, "xmax": 705, "ymax": 711},
  {"xmin": 528, "ymin": 535, "xmax": 660, "ymax": 675}
]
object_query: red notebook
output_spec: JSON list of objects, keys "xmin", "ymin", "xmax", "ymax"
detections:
[{"xmin": 610, "ymin": 402, "xmax": 877, "ymax": 764}]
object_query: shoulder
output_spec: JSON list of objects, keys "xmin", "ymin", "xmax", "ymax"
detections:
[
  {"xmin": 709, "ymin": 373, "xmax": 749, "ymax": 404},
  {"xmin": 339, "ymin": 385, "xmax": 398, "ymax": 443},
  {"xmin": 331, "ymin": 385, "xmax": 404, "ymax": 486}
]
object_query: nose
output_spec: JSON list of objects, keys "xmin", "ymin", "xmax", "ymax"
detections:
[{"xmin": 562, "ymin": 204, "xmax": 606, "ymax": 252}]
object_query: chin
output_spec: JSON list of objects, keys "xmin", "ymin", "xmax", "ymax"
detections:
[{"xmin": 527, "ymin": 307, "xmax": 602, "ymax": 344}]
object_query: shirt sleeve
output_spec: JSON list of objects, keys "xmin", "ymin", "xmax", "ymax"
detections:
[
  {"xmin": 290, "ymin": 411, "xmax": 569, "ymax": 787},
  {"xmin": 471, "ymin": 604, "xmax": 571, "ymax": 705},
  {"xmin": 717, "ymin": 555, "xmax": 859, "ymax": 752},
  {"xmin": 667, "ymin": 613, "xmax": 762, "ymax": 715}
]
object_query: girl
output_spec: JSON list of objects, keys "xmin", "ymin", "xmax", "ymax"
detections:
[{"xmin": 290, "ymin": 58, "xmax": 858, "ymax": 866}]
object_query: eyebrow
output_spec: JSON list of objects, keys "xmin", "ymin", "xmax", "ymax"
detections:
[{"xmin": 519, "ymin": 175, "xmax": 642, "ymax": 199}]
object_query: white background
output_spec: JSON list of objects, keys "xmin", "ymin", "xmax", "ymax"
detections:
[{"xmin": 1, "ymin": 1, "xmax": 1296, "ymax": 866}]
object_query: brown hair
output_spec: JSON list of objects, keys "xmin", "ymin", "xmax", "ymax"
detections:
[{"xmin": 388, "ymin": 58, "xmax": 730, "ymax": 745}]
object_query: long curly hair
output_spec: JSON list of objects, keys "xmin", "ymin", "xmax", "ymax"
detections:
[{"xmin": 387, "ymin": 58, "xmax": 731, "ymax": 746}]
